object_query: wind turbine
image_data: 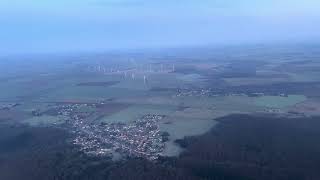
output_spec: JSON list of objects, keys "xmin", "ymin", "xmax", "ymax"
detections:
[{"xmin": 143, "ymin": 75, "xmax": 147, "ymax": 85}]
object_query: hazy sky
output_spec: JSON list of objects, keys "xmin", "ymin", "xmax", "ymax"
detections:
[{"xmin": 1, "ymin": 0, "xmax": 320, "ymax": 55}]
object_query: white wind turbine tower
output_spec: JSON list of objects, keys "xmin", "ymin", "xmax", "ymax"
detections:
[{"xmin": 143, "ymin": 75, "xmax": 147, "ymax": 85}]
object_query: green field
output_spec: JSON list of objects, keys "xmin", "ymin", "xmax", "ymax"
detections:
[
  {"xmin": 255, "ymin": 95, "xmax": 307, "ymax": 108},
  {"xmin": 99, "ymin": 104, "xmax": 177, "ymax": 123}
]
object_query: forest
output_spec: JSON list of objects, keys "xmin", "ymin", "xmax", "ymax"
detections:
[{"xmin": 1, "ymin": 114, "xmax": 320, "ymax": 180}]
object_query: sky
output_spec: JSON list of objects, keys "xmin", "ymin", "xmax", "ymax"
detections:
[{"xmin": 0, "ymin": 0, "xmax": 320, "ymax": 55}]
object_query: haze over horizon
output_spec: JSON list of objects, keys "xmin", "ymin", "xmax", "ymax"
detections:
[{"xmin": 1, "ymin": 0, "xmax": 320, "ymax": 55}]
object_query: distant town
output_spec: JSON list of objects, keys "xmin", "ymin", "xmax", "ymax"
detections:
[{"xmin": 47, "ymin": 103, "xmax": 167, "ymax": 160}]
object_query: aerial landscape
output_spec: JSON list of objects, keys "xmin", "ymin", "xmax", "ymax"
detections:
[
  {"xmin": 1, "ymin": 45, "xmax": 320, "ymax": 179},
  {"xmin": 1, "ymin": 0, "xmax": 320, "ymax": 180}
]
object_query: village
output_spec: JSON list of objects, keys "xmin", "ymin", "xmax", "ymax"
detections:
[{"xmin": 47, "ymin": 103, "xmax": 167, "ymax": 160}]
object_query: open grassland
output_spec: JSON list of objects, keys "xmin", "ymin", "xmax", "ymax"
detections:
[
  {"xmin": 99, "ymin": 104, "xmax": 176, "ymax": 123},
  {"xmin": 224, "ymin": 77, "xmax": 289, "ymax": 86},
  {"xmin": 255, "ymin": 95, "xmax": 307, "ymax": 108}
]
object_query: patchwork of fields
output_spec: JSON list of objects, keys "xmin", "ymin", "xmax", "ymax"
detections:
[{"xmin": 1, "ymin": 55, "xmax": 320, "ymax": 158}]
